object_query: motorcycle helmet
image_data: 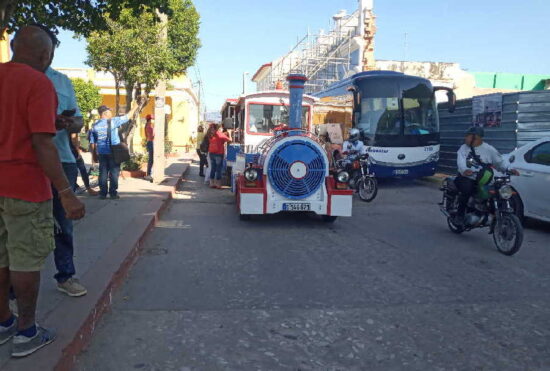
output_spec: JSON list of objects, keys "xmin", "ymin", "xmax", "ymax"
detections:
[
  {"xmin": 466, "ymin": 126, "xmax": 485, "ymax": 138},
  {"xmin": 348, "ymin": 128, "xmax": 361, "ymax": 143}
]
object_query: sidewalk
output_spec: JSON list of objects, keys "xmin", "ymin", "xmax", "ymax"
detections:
[{"xmin": 0, "ymin": 156, "xmax": 191, "ymax": 371}]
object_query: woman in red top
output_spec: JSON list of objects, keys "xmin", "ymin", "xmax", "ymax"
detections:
[
  {"xmin": 144, "ymin": 115, "xmax": 154, "ymax": 179},
  {"xmin": 208, "ymin": 124, "xmax": 232, "ymax": 189}
]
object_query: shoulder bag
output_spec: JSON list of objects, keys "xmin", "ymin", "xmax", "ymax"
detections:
[{"xmin": 108, "ymin": 119, "xmax": 131, "ymax": 164}]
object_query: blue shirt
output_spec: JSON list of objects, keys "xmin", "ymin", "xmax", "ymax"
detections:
[
  {"xmin": 45, "ymin": 67, "xmax": 81, "ymax": 163},
  {"xmin": 90, "ymin": 116, "xmax": 129, "ymax": 155}
]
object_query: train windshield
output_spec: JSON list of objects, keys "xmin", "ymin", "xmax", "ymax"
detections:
[
  {"xmin": 355, "ymin": 78, "xmax": 440, "ymax": 147},
  {"xmin": 248, "ymin": 104, "xmax": 309, "ymax": 133}
]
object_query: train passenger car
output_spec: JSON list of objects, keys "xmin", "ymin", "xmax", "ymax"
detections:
[
  {"xmin": 315, "ymin": 71, "xmax": 456, "ymax": 178},
  {"xmin": 232, "ymin": 75, "xmax": 353, "ymax": 222}
]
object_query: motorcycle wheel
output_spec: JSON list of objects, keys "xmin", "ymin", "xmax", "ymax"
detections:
[
  {"xmin": 447, "ymin": 217, "xmax": 464, "ymax": 234},
  {"xmin": 357, "ymin": 177, "xmax": 378, "ymax": 202},
  {"xmin": 493, "ymin": 214, "xmax": 523, "ymax": 256}
]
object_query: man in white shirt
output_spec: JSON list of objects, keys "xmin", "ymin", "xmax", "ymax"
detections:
[
  {"xmin": 341, "ymin": 128, "xmax": 367, "ymax": 157},
  {"xmin": 454, "ymin": 126, "xmax": 519, "ymax": 224}
]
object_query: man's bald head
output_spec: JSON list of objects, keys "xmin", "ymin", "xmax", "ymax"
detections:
[{"xmin": 11, "ymin": 26, "xmax": 53, "ymax": 72}]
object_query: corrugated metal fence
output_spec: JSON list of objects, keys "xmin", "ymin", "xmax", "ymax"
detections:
[{"xmin": 438, "ymin": 90, "xmax": 550, "ymax": 174}]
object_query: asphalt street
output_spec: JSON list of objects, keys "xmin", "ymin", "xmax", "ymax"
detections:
[{"xmin": 76, "ymin": 163, "xmax": 550, "ymax": 370}]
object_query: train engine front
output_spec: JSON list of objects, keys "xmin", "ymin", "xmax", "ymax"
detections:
[{"xmin": 235, "ymin": 74, "xmax": 353, "ymax": 221}]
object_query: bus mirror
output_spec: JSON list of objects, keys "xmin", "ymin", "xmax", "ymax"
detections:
[{"xmin": 447, "ymin": 91, "xmax": 457, "ymax": 113}]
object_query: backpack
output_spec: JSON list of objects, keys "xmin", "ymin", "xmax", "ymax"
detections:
[{"xmin": 200, "ymin": 135, "xmax": 209, "ymax": 153}]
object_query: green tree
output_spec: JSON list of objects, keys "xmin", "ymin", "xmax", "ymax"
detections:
[
  {"xmin": 85, "ymin": 2, "xmax": 200, "ymax": 148},
  {"xmin": 0, "ymin": 0, "xmax": 172, "ymax": 37},
  {"xmin": 71, "ymin": 78, "xmax": 102, "ymax": 121}
]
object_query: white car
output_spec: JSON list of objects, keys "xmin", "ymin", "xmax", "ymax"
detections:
[{"xmin": 505, "ymin": 137, "xmax": 550, "ymax": 223}]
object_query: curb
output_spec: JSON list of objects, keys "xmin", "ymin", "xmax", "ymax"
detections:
[{"xmin": 4, "ymin": 163, "xmax": 190, "ymax": 371}]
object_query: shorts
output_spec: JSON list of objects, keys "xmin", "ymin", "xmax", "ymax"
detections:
[{"xmin": 0, "ymin": 197, "xmax": 55, "ymax": 272}]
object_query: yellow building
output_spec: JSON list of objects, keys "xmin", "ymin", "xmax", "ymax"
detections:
[
  {"xmin": 2, "ymin": 32, "xmax": 199, "ymax": 155},
  {"xmin": 54, "ymin": 68, "xmax": 200, "ymax": 155}
]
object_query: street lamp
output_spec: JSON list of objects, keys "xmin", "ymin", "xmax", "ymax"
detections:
[{"xmin": 242, "ymin": 71, "xmax": 250, "ymax": 95}]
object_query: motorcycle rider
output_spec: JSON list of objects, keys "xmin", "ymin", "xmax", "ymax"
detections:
[
  {"xmin": 454, "ymin": 126, "xmax": 519, "ymax": 225},
  {"xmin": 341, "ymin": 128, "xmax": 367, "ymax": 157}
]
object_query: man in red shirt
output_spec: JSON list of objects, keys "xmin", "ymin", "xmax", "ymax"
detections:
[
  {"xmin": 0, "ymin": 26, "xmax": 85, "ymax": 358},
  {"xmin": 144, "ymin": 114, "xmax": 155, "ymax": 181}
]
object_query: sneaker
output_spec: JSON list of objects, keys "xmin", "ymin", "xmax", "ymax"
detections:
[
  {"xmin": 12, "ymin": 326, "xmax": 56, "ymax": 358},
  {"xmin": 0, "ymin": 317, "xmax": 17, "ymax": 345},
  {"xmin": 110, "ymin": 194, "xmax": 120, "ymax": 200},
  {"xmin": 57, "ymin": 278, "xmax": 87, "ymax": 297},
  {"xmin": 87, "ymin": 188, "xmax": 99, "ymax": 196}
]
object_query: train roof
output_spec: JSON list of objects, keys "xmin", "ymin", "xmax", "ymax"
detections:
[{"xmin": 236, "ymin": 90, "xmax": 318, "ymax": 105}]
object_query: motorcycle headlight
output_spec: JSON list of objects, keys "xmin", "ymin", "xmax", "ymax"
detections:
[
  {"xmin": 244, "ymin": 168, "xmax": 258, "ymax": 182},
  {"xmin": 498, "ymin": 185, "xmax": 514, "ymax": 200},
  {"xmin": 336, "ymin": 171, "xmax": 350, "ymax": 183}
]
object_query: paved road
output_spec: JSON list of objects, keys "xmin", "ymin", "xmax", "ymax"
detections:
[{"xmin": 77, "ymin": 164, "xmax": 550, "ymax": 370}]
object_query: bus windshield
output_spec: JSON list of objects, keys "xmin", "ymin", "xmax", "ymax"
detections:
[
  {"xmin": 248, "ymin": 104, "xmax": 309, "ymax": 133},
  {"xmin": 357, "ymin": 81, "xmax": 438, "ymax": 137}
]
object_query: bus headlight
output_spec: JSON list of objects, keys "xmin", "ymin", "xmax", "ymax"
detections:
[
  {"xmin": 336, "ymin": 171, "xmax": 350, "ymax": 183},
  {"xmin": 244, "ymin": 168, "xmax": 258, "ymax": 182},
  {"xmin": 499, "ymin": 185, "xmax": 514, "ymax": 200},
  {"xmin": 427, "ymin": 152, "xmax": 440, "ymax": 163}
]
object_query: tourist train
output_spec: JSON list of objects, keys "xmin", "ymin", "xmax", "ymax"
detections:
[{"xmin": 223, "ymin": 74, "xmax": 353, "ymax": 222}]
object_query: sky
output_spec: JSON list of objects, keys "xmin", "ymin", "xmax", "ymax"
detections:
[{"xmin": 51, "ymin": 0, "xmax": 550, "ymax": 114}]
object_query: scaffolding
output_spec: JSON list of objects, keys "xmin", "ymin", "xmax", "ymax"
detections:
[{"xmin": 255, "ymin": 9, "xmax": 362, "ymax": 95}]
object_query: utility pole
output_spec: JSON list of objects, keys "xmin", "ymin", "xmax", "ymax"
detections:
[
  {"xmin": 404, "ymin": 32, "xmax": 409, "ymax": 61},
  {"xmin": 197, "ymin": 79, "xmax": 201, "ymax": 128},
  {"xmin": 152, "ymin": 11, "xmax": 168, "ymax": 183},
  {"xmin": 242, "ymin": 72, "xmax": 249, "ymax": 94}
]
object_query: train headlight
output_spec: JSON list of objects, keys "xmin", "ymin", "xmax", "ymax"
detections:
[
  {"xmin": 244, "ymin": 168, "xmax": 259, "ymax": 182},
  {"xmin": 336, "ymin": 171, "xmax": 350, "ymax": 183},
  {"xmin": 499, "ymin": 185, "xmax": 514, "ymax": 200}
]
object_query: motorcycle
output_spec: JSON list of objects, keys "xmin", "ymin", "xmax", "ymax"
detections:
[
  {"xmin": 439, "ymin": 160, "xmax": 523, "ymax": 256},
  {"xmin": 336, "ymin": 151, "xmax": 378, "ymax": 202}
]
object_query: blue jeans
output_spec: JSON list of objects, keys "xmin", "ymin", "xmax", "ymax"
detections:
[
  {"xmin": 53, "ymin": 162, "xmax": 78, "ymax": 283},
  {"xmin": 75, "ymin": 155, "xmax": 90, "ymax": 188},
  {"xmin": 209, "ymin": 153, "xmax": 224, "ymax": 180},
  {"xmin": 146, "ymin": 141, "xmax": 154, "ymax": 176},
  {"xmin": 98, "ymin": 154, "xmax": 121, "ymax": 197}
]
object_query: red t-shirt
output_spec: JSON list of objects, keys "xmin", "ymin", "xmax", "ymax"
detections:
[
  {"xmin": 208, "ymin": 132, "xmax": 230, "ymax": 155},
  {"xmin": 0, "ymin": 62, "xmax": 58, "ymax": 202},
  {"xmin": 145, "ymin": 123, "xmax": 154, "ymax": 142}
]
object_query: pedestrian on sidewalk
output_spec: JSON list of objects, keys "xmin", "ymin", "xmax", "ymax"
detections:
[
  {"xmin": 0, "ymin": 26, "xmax": 85, "ymax": 358},
  {"xmin": 208, "ymin": 124, "xmax": 232, "ymax": 189},
  {"xmin": 90, "ymin": 104, "xmax": 140, "ymax": 199},
  {"xmin": 196, "ymin": 125, "xmax": 208, "ymax": 177},
  {"xmin": 70, "ymin": 133, "xmax": 98, "ymax": 196},
  {"xmin": 35, "ymin": 24, "xmax": 91, "ymax": 298},
  {"xmin": 203, "ymin": 124, "xmax": 216, "ymax": 185},
  {"xmin": 144, "ymin": 114, "xmax": 154, "ymax": 181}
]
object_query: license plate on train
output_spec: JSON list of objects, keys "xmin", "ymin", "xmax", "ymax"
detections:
[
  {"xmin": 283, "ymin": 203, "xmax": 311, "ymax": 211},
  {"xmin": 393, "ymin": 169, "xmax": 409, "ymax": 175}
]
